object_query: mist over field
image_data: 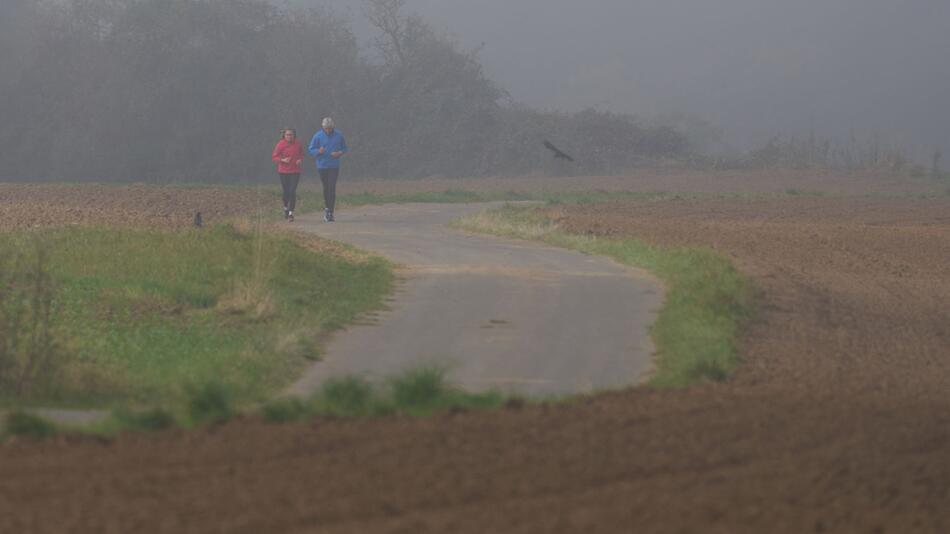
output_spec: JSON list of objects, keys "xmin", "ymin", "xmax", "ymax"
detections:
[
  {"xmin": 5, "ymin": 4, "xmax": 950, "ymax": 531},
  {"xmin": 307, "ymin": 0, "xmax": 950, "ymax": 157},
  {"xmin": 1, "ymin": 0, "xmax": 948, "ymax": 181}
]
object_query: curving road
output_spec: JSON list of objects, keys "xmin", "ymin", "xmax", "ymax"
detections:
[{"xmin": 286, "ymin": 202, "xmax": 664, "ymax": 397}]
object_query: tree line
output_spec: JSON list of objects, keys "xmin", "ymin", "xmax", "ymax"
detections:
[{"xmin": 0, "ymin": 0, "xmax": 688, "ymax": 183}]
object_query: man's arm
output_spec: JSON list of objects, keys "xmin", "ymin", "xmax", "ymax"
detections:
[
  {"xmin": 308, "ymin": 133, "xmax": 321, "ymax": 157},
  {"xmin": 331, "ymin": 133, "xmax": 347, "ymax": 158}
]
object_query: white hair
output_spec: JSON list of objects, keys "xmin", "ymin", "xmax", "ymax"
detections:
[{"xmin": 322, "ymin": 117, "xmax": 335, "ymax": 129}]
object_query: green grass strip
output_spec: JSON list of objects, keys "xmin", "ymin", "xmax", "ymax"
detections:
[
  {"xmin": 262, "ymin": 365, "xmax": 505, "ymax": 421},
  {"xmin": 453, "ymin": 204, "xmax": 752, "ymax": 387},
  {"xmin": 0, "ymin": 223, "xmax": 393, "ymax": 407},
  {"xmin": 0, "ymin": 364, "xmax": 509, "ymax": 441}
]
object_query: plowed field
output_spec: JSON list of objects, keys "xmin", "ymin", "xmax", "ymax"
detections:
[
  {"xmin": 0, "ymin": 183, "xmax": 267, "ymax": 231},
  {"xmin": 2, "ymin": 172, "xmax": 950, "ymax": 533}
]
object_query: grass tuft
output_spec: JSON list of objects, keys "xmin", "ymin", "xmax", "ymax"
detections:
[
  {"xmin": 186, "ymin": 381, "xmax": 234, "ymax": 424},
  {"xmin": 684, "ymin": 360, "xmax": 730, "ymax": 383},
  {"xmin": 111, "ymin": 407, "xmax": 177, "ymax": 432},
  {"xmin": 4, "ymin": 411, "xmax": 57, "ymax": 439},
  {"xmin": 314, "ymin": 376, "xmax": 377, "ymax": 416},
  {"xmin": 390, "ymin": 366, "xmax": 449, "ymax": 411},
  {"xmin": 384, "ymin": 366, "xmax": 505, "ymax": 416},
  {"xmin": 215, "ymin": 279, "xmax": 276, "ymax": 322},
  {"xmin": 262, "ymin": 397, "xmax": 312, "ymax": 422},
  {"xmin": 262, "ymin": 397, "xmax": 313, "ymax": 423}
]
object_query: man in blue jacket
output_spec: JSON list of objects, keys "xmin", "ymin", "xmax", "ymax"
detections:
[{"xmin": 308, "ymin": 117, "xmax": 348, "ymax": 222}]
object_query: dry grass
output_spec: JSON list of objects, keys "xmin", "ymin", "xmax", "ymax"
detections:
[
  {"xmin": 214, "ymin": 279, "xmax": 277, "ymax": 322},
  {"xmin": 280, "ymin": 226, "xmax": 381, "ymax": 264}
]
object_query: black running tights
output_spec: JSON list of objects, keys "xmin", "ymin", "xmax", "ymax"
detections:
[
  {"xmin": 318, "ymin": 167, "xmax": 339, "ymax": 213},
  {"xmin": 279, "ymin": 172, "xmax": 300, "ymax": 211}
]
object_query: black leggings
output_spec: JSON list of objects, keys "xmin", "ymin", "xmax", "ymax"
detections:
[
  {"xmin": 319, "ymin": 167, "xmax": 339, "ymax": 212},
  {"xmin": 279, "ymin": 172, "xmax": 300, "ymax": 211}
]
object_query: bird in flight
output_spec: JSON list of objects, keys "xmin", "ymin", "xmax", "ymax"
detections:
[{"xmin": 543, "ymin": 140, "xmax": 574, "ymax": 162}]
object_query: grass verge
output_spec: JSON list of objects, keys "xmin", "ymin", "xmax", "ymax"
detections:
[
  {"xmin": 1, "ymin": 365, "xmax": 507, "ymax": 441},
  {"xmin": 263, "ymin": 366, "xmax": 505, "ymax": 421},
  {"xmin": 453, "ymin": 204, "xmax": 752, "ymax": 387},
  {"xmin": 0, "ymin": 222, "xmax": 393, "ymax": 407}
]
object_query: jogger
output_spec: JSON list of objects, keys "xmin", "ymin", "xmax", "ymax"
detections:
[
  {"xmin": 272, "ymin": 128, "xmax": 304, "ymax": 221},
  {"xmin": 308, "ymin": 118, "xmax": 348, "ymax": 222}
]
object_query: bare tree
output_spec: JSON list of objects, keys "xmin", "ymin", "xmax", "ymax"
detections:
[
  {"xmin": 0, "ymin": 0, "xmax": 688, "ymax": 182},
  {"xmin": 362, "ymin": 0, "xmax": 407, "ymax": 67}
]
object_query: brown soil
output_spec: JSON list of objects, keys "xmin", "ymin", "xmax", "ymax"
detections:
[
  {"xmin": 2, "ymin": 172, "xmax": 950, "ymax": 533},
  {"xmin": 338, "ymin": 168, "xmax": 946, "ymax": 197},
  {"xmin": 0, "ymin": 183, "xmax": 268, "ymax": 231}
]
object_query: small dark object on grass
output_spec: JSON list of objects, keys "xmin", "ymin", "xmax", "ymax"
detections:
[
  {"xmin": 194, "ymin": 211, "xmax": 203, "ymax": 227},
  {"xmin": 543, "ymin": 140, "xmax": 574, "ymax": 162}
]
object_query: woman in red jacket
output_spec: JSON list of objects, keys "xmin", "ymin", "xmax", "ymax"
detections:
[{"xmin": 271, "ymin": 128, "xmax": 304, "ymax": 221}]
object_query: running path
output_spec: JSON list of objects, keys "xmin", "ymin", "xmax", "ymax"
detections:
[{"xmin": 287, "ymin": 203, "xmax": 664, "ymax": 397}]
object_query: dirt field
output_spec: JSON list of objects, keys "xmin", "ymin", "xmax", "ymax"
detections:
[
  {"xmin": 0, "ymin": 183, "xmax": 277, "ymax": 231},
  {"xmin": 2, "ymin": 172, "xmax": 950, "ymax": 533},
  {"xmin": 340, "ymin": 168, "xmax": 947, "ymax": 197},
  {"xmin": 1, "ymin": 169, "xmax": 943, "ymax": 231}
]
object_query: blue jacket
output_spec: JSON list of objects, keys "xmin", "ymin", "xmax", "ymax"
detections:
[{"xmin": 308, "ymin": 129, "xmax": 348, "ymax": 169}]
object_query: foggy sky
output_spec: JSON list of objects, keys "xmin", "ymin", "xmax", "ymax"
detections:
[{"xmin": 301, "ymin": 0, "xmax": 950, "ymax": 158}]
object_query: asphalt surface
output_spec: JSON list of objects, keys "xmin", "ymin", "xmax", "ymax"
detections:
[{"xmin": 286, "ymin": 203, "xmax": 663, "ymax": 397}]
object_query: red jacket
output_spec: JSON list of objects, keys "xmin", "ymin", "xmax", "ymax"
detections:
[{"xmin": 272, "ymin": 139, "xmax": 304, "ymax": 174}]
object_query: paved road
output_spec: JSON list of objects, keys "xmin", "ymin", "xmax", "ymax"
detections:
[{"xmin": 286, "ymin": 203, "xmax": 664, "ymax": 397}]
